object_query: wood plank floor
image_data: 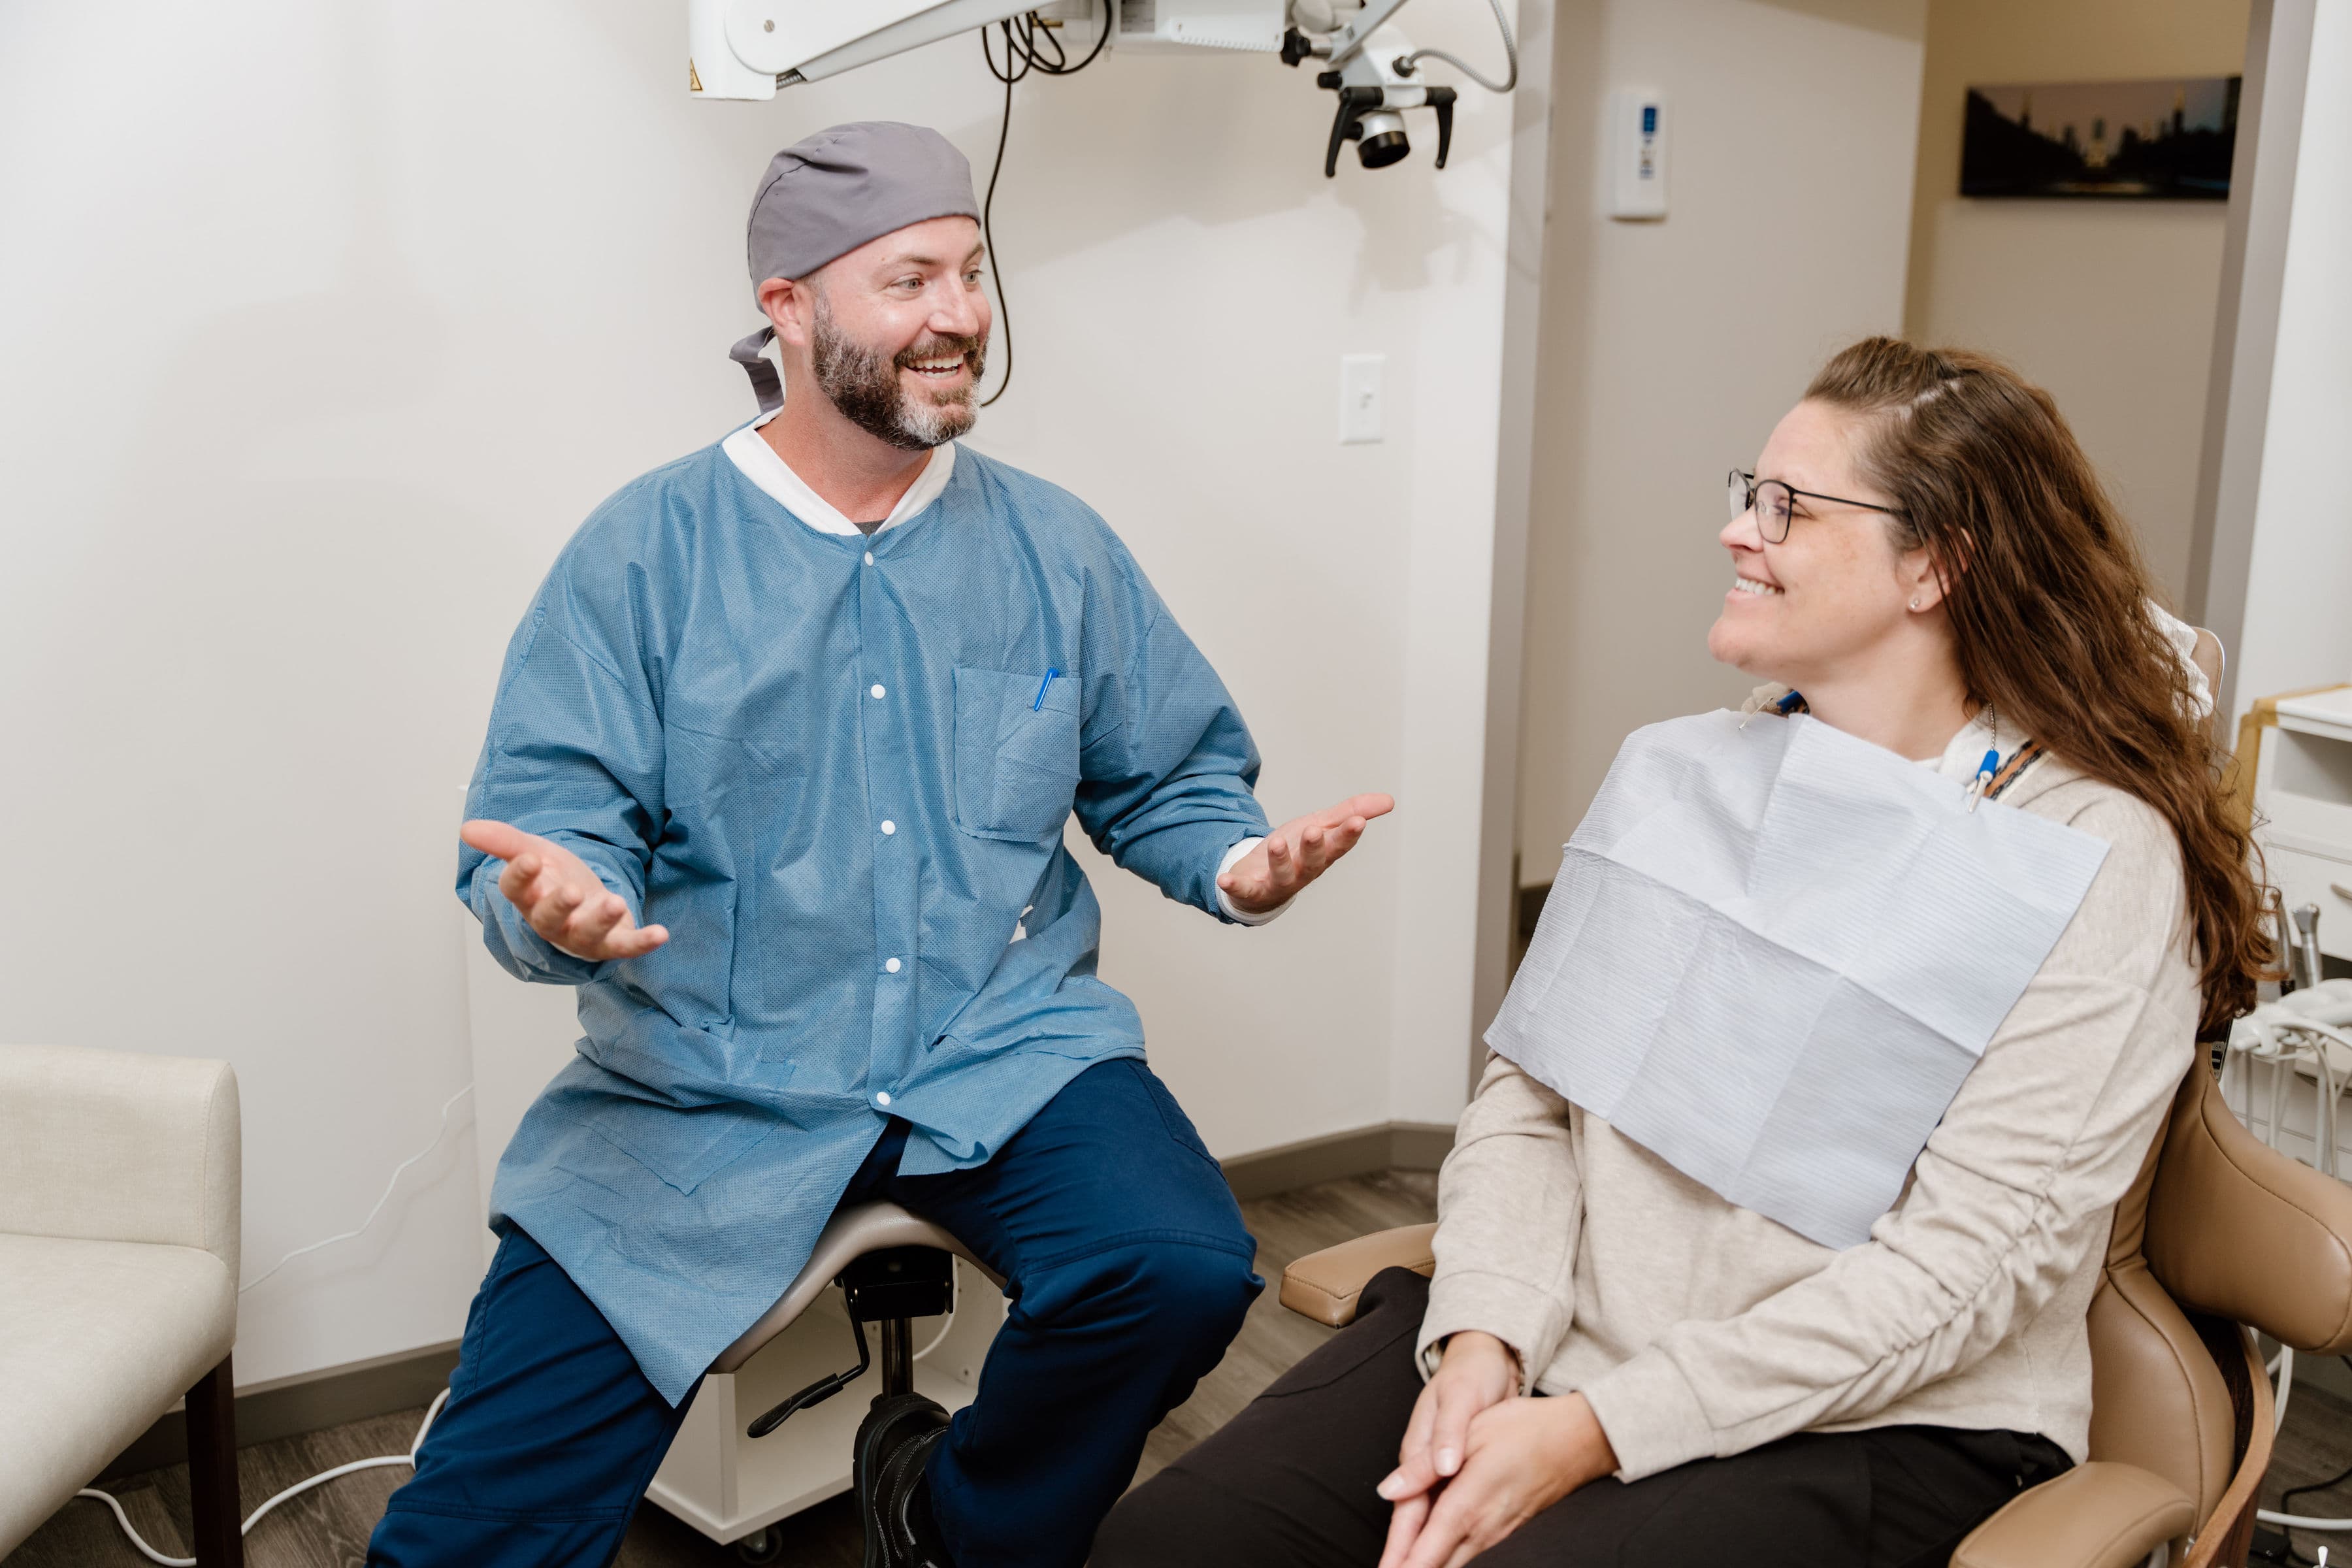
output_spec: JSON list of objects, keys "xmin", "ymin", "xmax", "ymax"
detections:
[
  {"xmin": 6, "ymin": 1170, "xmax": 1437, "ymax": 1568},
  {"xmin": 2262, "ymin": 1376, "xmax": 2352, "ymax": 1564},
  {"xmin": 22, "ymin": 1167, "xmax": 2352, "ymax": 1567}
]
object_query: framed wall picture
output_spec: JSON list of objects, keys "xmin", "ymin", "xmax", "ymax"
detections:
[{"xmin": 1961, "ymin": 77, "xmax": 2240, "ymax": 199}]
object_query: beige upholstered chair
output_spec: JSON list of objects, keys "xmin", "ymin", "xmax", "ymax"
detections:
[
  {"xmin": 1283, "ymin": 629, "xmax": 2352, "ymax": 1568},
  {"xmin": 0, "ymin": 1043, "xmax": 244, "ymax": 1565}
]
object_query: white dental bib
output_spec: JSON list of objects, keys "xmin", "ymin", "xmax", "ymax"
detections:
[{"xmin": 1489, "ymin": 710, "xmax": 2110, "ymax": 1249}]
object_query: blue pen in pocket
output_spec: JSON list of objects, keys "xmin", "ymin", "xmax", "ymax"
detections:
[{"xmin": 1032, "ymin": 668, "xmax": 1061, "ymax": 711}]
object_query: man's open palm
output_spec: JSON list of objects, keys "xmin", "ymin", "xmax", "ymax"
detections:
[
  {"xmin": 1218, "ymin": 792, "xmax": 1395, "ymax": 916},
  {"xmin": 461, "ymin": 820, "xmax": 669, "ymax": 962}
]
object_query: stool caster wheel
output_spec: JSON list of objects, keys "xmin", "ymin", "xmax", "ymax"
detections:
[{"xmin": 734, "ymin": 1525, "xmax": 786, "ymax": 1563}]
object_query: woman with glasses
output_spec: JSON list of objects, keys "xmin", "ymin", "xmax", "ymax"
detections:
[{"xmin": 1093, "ymin": 338, "xmax": 2271, "ymax": 1567}]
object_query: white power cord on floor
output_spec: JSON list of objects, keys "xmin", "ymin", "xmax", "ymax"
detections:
[
  {"xmin": 2272, "ymin": 1518, "xmax": 2352, "ymax": 1537},
  {"xmin": 76, "ymin": 1386, "xmax": 451, "ymax": 1567},
  {"xmin": 74, "ymin": 1077, "xmax": 957, "ymax": 1559}
]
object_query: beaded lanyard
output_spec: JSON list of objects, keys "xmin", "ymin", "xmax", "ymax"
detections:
[{"xmin": 1979, "ymin": 740, "xmax": 2046, "ymax": 802}]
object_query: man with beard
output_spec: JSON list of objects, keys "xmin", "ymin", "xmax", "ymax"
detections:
[{"xmin": 368, "ymin": 123, "xmax": 1392, "ymax": 1568}]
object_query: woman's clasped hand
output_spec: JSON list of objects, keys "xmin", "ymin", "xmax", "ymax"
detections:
[{"xmin": 1373, "ymin": 1332, "xmax": 1618, "ymax": 1568}]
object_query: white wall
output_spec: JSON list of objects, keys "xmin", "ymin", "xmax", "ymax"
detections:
[
  {"xmin": 1514, "ymin": 0, "xmax": 1927, "ymax": 883},
  {"xmin": 1901, "ymin": 0, "xmax": 2249, "ymax": 608},
  {"xmin": 2226, "ymin": 0, "xmax": 2352, "ymax": 715},
  {"xmin": 0, "ymin": 0, "xmax": 1531, "ymax": 1388}
]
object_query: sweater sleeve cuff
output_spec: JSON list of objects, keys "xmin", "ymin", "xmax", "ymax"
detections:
[
  {"xmin": 1414, "ymin": 1269, "xmax": 1567, "ymax": 1397},
  {"xmin": 1577, "ymin": 1348, "xmax": 1716, "ymax": 1482}
]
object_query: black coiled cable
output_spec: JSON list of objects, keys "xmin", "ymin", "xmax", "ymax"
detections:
[{"xmin": 977, "ymin": 3, "xmax": 1112, "ymax": 406}]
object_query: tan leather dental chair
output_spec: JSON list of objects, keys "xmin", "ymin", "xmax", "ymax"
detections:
[
  {"xmin": 1279, "ymin": 1066, "xmax": 2352, "ymax": 1567},
  {"xmin": 1282, "ymin": 629, "xmax": 2352, "ymax": 1568}
]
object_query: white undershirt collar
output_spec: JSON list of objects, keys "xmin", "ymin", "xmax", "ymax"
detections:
[{"xmin": 721, "ymin": 407, "xmax": 956, "ymax": 538}]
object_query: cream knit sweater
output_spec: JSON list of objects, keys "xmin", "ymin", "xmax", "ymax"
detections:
[{"xmin": 1418, "ymin": 742, "xmax": 2201, "ymax": 1482}]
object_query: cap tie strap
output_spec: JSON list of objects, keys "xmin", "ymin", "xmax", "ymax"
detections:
[{"xmin": 728, "ymin": 326, "xmax": 783, "ymax": 413}]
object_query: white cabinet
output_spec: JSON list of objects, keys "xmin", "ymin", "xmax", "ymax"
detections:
[
  {"xmin": 2232, "ymin": 685, "xmax": 2352, "ymax": 1171},
  {"xmin": 2251, "ymin": 685, "xmax": 2352, "ymax": 962}
]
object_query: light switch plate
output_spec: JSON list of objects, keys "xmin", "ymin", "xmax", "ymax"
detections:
[{"xmin": 1339, "ymin": 353, "xmax": 1384, "ymax": 444}]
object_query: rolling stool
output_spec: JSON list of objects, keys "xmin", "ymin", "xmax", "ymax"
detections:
[{"xmin": 715, "ymin": 1203, "xmax": 1003, "ymax": 1564}]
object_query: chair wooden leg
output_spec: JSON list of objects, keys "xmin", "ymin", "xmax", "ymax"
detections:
[{"xmin": 184, "ymin": 1354, "xmax": 244, "ymax": 1568}]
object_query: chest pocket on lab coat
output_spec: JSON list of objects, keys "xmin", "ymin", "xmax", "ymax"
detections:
[{"xmin": 953, "ymin": 664, "xmax": 1081, "ymax": 841}]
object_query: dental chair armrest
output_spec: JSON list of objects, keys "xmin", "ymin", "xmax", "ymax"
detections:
[
  {"xmin": 1279, "ymin": 1223, "xmax": 1437, "ymax": 1327},
  {"xmin": 1950, "ymin": 1463, "xmax": 2194, "ymax": 1568}
]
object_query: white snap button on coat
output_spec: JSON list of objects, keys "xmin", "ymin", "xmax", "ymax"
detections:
[
  {"xmin": 885, "ymin": 957, "xmax": 902, "ymax": 973},
  {"xmin": 864, "ymin": 551, "xmax": 875, "ymax": 566},
  {"xmin": 870, "ymin": 684, "xmax": 886, "ymax": 699},
  {"xmin": 881, "ymin": 820, "xmax": 896, "ymax": 835},
  {"xmin": 875, "ymin": 1091, "xmax": 892, "ymax": 1107}
]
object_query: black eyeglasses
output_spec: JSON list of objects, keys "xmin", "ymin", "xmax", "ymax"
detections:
[{"xmin": 1727, "ymin": 468, "xmax": 1904, "ymax": 544}]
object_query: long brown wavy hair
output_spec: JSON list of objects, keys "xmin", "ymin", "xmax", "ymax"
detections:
[{"xmin": 1805, "ymin": 336, "xmax": 2266, "ymax": 1036}]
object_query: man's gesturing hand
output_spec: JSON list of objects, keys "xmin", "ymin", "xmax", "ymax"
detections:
[
  {"xmin": 461, "ymin": 820, "xmax": 669, "ymax": 963},
  {"xmin": 1217, "ymin": 792, "xmax": 1395, "ymax": 916}
]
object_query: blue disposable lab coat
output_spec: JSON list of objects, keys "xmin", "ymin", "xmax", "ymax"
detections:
[{"xmin": 459, "ymin": 441, "xmax": 1269, "ymax": 1403}]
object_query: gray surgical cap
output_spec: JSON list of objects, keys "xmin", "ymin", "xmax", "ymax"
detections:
[{"xmin": 727, "ymin": 122, "xmax": 981, "ymax": 412}]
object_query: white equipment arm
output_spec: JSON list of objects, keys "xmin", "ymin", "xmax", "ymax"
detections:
[
  {"xmin": 689, "ymin": 0, "xmax": 1039, "ymax": 100},
  {"xmin": 683, "ymin": 0, "xmax": 1509, "ymax": 178}
]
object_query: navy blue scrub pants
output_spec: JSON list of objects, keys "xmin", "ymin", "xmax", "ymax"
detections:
[{"xmin": 367, "ymin": 1058, "xmax": 1263, "ymax": 1568}]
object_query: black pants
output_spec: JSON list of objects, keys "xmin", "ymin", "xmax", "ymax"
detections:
[{"xmin": 1094, "ymin": 1268, "xmax": 2070, "ymax": 1567}]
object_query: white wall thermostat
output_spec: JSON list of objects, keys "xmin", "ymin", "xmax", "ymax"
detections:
[{"xmin": 1607, "ymin": 89, "xmax": 1668, "ymax": 220}]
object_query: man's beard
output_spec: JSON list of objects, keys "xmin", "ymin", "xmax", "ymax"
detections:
[{"xmin": 809, "ymin": 297, "xmax": 987, "ymax": 451}]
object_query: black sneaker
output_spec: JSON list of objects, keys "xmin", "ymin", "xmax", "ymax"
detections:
[{"xmin": 854, "ymin": 1392, "xmax": 955, "ymax": 1568}]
